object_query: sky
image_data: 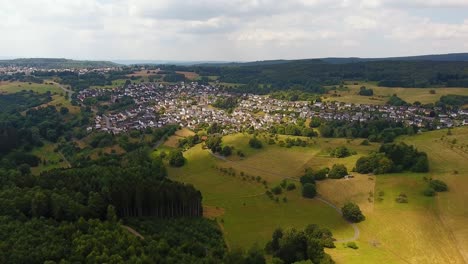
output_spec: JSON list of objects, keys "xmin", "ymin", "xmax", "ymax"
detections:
[{"xmin": 1, "ymin": 0, "xmax": 468, "ymax": 61}]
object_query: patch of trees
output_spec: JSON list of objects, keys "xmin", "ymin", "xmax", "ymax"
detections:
[
  {"xmin": 163, "ymin": 73, "xmax": 186, "ymax": 82},
  {"xmin": 341, "ymin": 202, "xmax": 365, "ymax": 223},
  {"xmin": 212, "ymin": 96, "xmax": 239, "ymax": 111},
  {"xmin": 51, "ymin": 71, "xmax": 131, "ymax": 91},
  {"xmin": 423, "ymin": 178, "xmax": 448, "ymax": 196},
  {"xmin": 319, "ymin": 120, "xmax": 410, "ymax": 142},
  {"xmin": 178, "ymin": 134, "xmax": 202, "ymax": 149},
  {"xmin": 328, "ymin": 164, "xmax": 348, "ymax": 179},
  {"xmin": 358, "ymin": 86, "xmax": 374, "ymax": 96},
  {"xmin": 0, "ymin": 90, "xmax": 51, "ymax": 113},
  {"xmin": 387, "ymin": 95, "xmax": 409, "ymax": 106},
  {"xmin": 205, "ymin": 135, "xmax": 234, "ymax": 157},
  {"xmin": 249, "ymin": 137, "xmax": 263, "ymax": 149},
  {"xmin": 330, "ymin": 146, "xmax": 355, "ymax": 158},
  {"xmin": 355, "ymin": 142, "xmax": 429, "ymax": 174},
  {"xmin": 265, "ymin": 225, "xmax": 335, "ymax": 264},
  {"xmin": 437, "ymin": 94, "xmax": 468, "ymax": 107},
  {"xmin": 168, "ymin": 149, "xmax": 185, "ymax": 167}
]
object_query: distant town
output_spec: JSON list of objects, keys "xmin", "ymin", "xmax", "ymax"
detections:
[{"xmin": 76, "ymin": 81, "xmax": 468, "ymax": 135}]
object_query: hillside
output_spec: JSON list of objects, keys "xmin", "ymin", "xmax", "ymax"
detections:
[{"xmin": 0, "ymin": 58, "xmax": 119, "ymax": 69}]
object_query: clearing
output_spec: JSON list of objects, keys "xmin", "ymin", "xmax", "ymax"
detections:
[{"xmin": 324, "ymin": 81, "xmax": 468, "ymax": 105}]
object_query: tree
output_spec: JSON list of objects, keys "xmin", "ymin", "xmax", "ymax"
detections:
[
  {"xmin": 249, "ymin": 137, "xmax": 263, "ymax": 149},
  {"xmin": 429, "ymin": 179, "xmax": 448, "ymax": 192},
  {"xmin": 221, "ymin": 146, "xmax": 232, "ymax": 157},
  {"xmin": 341, "ymin": 202, "xmax": 365, "ymax": 223},
  {"xmin": 168, "ymin": 150, "xmax": 185, "ymax": 167},
  {"xmin": 18, "ymin": 163, "xmax": 31, "ymax": 175},
  {"xmin": 302, "ymin": 183, "xmax": 317, "ymax": 198},
  {"xmin": 328, "ymin": 164, "xmax": 348, "ymax": 179}
]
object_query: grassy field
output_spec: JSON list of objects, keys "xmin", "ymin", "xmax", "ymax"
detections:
[
  {"xmin": 166, "ymin": 129, "xmax": 468, "ymax": 263},
  {"xmin": 166, "ymin": 134, "xmax": 374, "ymax": 249},
  {"xmin": 90, "ymin": 79, "xmax": 128, "ymax": 89},
  {"xmin": 176, "ymin": 71, "xmax": 200, "ymax": 80},
  {"xmin": 163, "ymin": 128, "xmax": 195, "ymax": 148},
  {"xmin": 323, "ymin": 82, "xmax": 468, "ymax": 105},
  {"xmin": 30, "ymin": 143, "xmax": 69, "ymax": 175},
  {"xmin": 325, "ymin": 127, "xmax": 468, "ymax": 264},
  {"xmin": 0, "ymin": 81, "xmax": 62, "ymax": 94}
]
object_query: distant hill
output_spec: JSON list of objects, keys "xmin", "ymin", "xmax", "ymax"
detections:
[
  {"xmin": 0, "ymin": 58, "xmax": 120, "ymax": 69},
  {"xmin": 322, "ymin": 53, "xmax": 468, "ymax": 64}
]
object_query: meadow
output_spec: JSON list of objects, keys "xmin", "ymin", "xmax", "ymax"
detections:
[
  {"xmin": 164, "ymin": 128, "xmax": 468, "ymax": 263},
  {"xmin": 323, "ymin": 82, "xmax": 468, "ymax": 105},
  {"xmin": 0, "ymin": 81, "xmax": 62, "ymax": 94}
]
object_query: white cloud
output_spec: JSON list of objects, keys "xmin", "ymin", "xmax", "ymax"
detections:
[{"xmin": 0, "ymin": 0, "xmax": 467, "ymax": 60}]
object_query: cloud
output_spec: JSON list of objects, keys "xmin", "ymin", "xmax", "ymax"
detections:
[{"xmin": 0, "ymin": 0, "xmax": 467, "ymax": 60}]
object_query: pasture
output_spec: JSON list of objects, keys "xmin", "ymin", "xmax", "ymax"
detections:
[
  {"xmin": 167, "ymin": 130, "xmax": 468, "ymax": 263},
  {"xmin": 0, "ymin": 81, "xmax": 62, "ymax": 94},
  {"xmin": 176, "ymin": 71, "xmax": 200, "ymax": 80},
  {"xmin": 30, "ymin": 143, "xmax": 69, "ymax": 175},
  {"xmin": 323, "ymin": 82, "xmax": 468, "ymax": 105}
]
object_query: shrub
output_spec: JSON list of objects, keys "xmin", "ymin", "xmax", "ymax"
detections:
[
  {"xmin": 429, "ymin": 179, "xmax": 448, "ymax": 192},
  {"xmin": 423, "ymin": 188, "xmax": 436, "ymax": 197},
  {"xmin": 302, "ymin": 183, "xmax": 317, "ymax": 198},
  {"xmin": 286, "ymin": 183, "xmax": 296, "ymax": 191},
  {"xmin": 272, "ymin": 186, "xmax": 283, "ymax": 195},
  {"xmin": 346, "ymin": 242, "xmax": 358, "ymax": 249},
  {"xmin": 328, "ymin": 164, "xmax": 348, "ymax": 179},
  {"xmin": 249, "ymin": 137, "xmax": 263, "ymax": 149},
  {"xmin": 395, "ymin": 193, "xmax": 408, "ymax": 203},
  {"xmin": 341, "ymin": 202, "xmax": 365, "ymax": 223}
]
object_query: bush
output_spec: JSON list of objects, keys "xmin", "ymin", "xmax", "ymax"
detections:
[
  {"xmin": 271, "ymin": 186, "xmax": 283, "ymax": 195},
  {"xmin": 346, "ymin": 242, "xmax": 359, "ymax": 249},
  {"xmin": 302, "ymin": 183, "xmax": 317, "ymax": 198},
  {"xmin": 395, "ymin": 193, "xmax": 408, "ymax": 203},
  {"xmin": 328, "ymin": 164, "xmax": 348, "ymax": 179},
  {"xmin": 286, "ymin": 183, "xmax": 296, "ymax": 191},
  {"xmin": 341, "ymin": 202, "xmax": 365, "ymax": 223},
  {"xmin": 168, "ymin": 150, "xmax": 185, "ymax": 167},
  {"xmin": 330, "ymin": 146, "xmax": 351, "ymax": 158},
  {"xmin": 249, "ymin": 137, "xmax": 263, "ymax": 149},
  {"xmin": 423, "ymin": 188, "xmax": 436, "ymax": 197},
  {"xmin": 429, "ymin": 179, "xmax": 448, "ymax": 192}
]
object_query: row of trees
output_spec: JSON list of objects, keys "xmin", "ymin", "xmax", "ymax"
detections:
[{"xmin": 356, "ymin": 142, "xmax": 429, "ymax": 174}]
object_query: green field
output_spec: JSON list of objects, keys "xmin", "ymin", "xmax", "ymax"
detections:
[
  {"xmin": 90, "ymin": 79, "xmax": 128, "ymax": 89},
  {"xmin": 0, "ymin": 81, "xmax": 63, "ymax": 94},
  {"xmin": 166, "ymin": 129, "xmax": 468, "ymax": 263},
  {"xmin": 30, "ymin": 143, "xmax": 69, "ymax": 175},
  {"xmin": 324, "ymin": 82, "xmax": 468, "ymax": 105}
]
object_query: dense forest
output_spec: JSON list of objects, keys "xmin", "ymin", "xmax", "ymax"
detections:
[{"xmin": 160, "ymin": 59, "xmax": 468, "ymax": 94}]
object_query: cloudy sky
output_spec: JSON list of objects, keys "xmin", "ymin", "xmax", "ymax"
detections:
[{"xmin": 1, "ymin": 0, "xmax": 468, "ymax": 61}]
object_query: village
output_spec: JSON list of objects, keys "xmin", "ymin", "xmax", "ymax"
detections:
[{"xmin": 76, "ymin": 81, "xmax": 468, "ymax": 135}]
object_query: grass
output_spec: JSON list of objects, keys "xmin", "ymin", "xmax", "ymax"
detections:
[
  {"xmin": 167, "ymin": 142, "xmax": 354, "ymax": 249},
  {"xmin": 166, "ymin": 130, "xmax": 468, "ymax": 263},
  {"xmin": 90, "ymin": 79, "xmax": 128, "ymax": 89},
  {"xmin": 30, "ymin": 143, "xmax": 69, "ymax": 175},
  {"xmin": 323, "ymin": 81, "xmax": 468, "ymax": 105},
  {"xmin": 326, "ymin": 127, "xmax": 468, "ymax": 264},
  {"xmin": 176, "ymin": 71, "xmax": 200, "ymax": 80},
  {"xmin": 0, "ymin": 81, "xmax": 62, "ymax": 94}
]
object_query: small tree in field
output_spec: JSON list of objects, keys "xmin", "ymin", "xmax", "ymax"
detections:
[
  {"xmin": 302, "ymin": 183, "xmax": 317, "ymax": 198},
  {"xmin": 341, "ymin": 202, "xmax": 365, "ymax": 223}
]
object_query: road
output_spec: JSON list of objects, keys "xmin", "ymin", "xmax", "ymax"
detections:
[{"xmin": 209, "ymin": 150, "xmax": 360, "ymax": 243}]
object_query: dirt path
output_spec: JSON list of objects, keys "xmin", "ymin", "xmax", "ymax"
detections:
[
  {"xmin": 122, "ymin": 225, "xmax": 144, "ymax": 240},
  {"xmin": 210, "ymin": 150, "xmax": 361, "ymax": 243}
]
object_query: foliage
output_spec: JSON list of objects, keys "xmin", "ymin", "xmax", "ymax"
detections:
[
  {"xmin": 168, "ymin": 150, "xmax": 185, "ymax": 167},
  {"xmin": 429, "ymin": 179, "xmax": 448, "ymax": 192},
  {"xmin": 213, "ymin": 96, "xmax": 239, "ymax": 111},
  {"xmin": 356, "ymin": 142, "xmax": 429, "ymax": 174},
  {"xmin": 318, "ymin": 120, "xmax": 409, "ymax": 142},
  {"xmin": 330, "ymin": 146, "xmax": 353, "ymax": 158},
  {"xmin": 358, "ymin": 86, "xmax": 373, "ymax": 96},
  {"xmin": 265, "ymin": 225, "xmax": 334, "ymax": 264},
  {"xmin": 341, "ymin": 202, "xmax": 365, "ymax": 223},
  {"xmin": 423, "ymin": 187, "xmax": 436, "ymax": 197},
  {"xmin": 346, "ymin": 242, "xmax": 359, "ymax": 249},
  {"xmin": 387, "ymin": 95, "xmax": 409, "ymax": 106},
  {"xmin": 328, "ymin": 164, "xmax": 348, "ymax": 179},
  {"xmin": 302, "ymin": 183, "xmax": 317, "ymax": 198},
  {"xmin": 249, "ymin": 137, "xmax": 263, "ymax": 149}
]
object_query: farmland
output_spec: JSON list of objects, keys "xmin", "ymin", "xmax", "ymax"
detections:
[{"xmin": 324, "ymin": 82, "xmax": 468, "ymax": 105}]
